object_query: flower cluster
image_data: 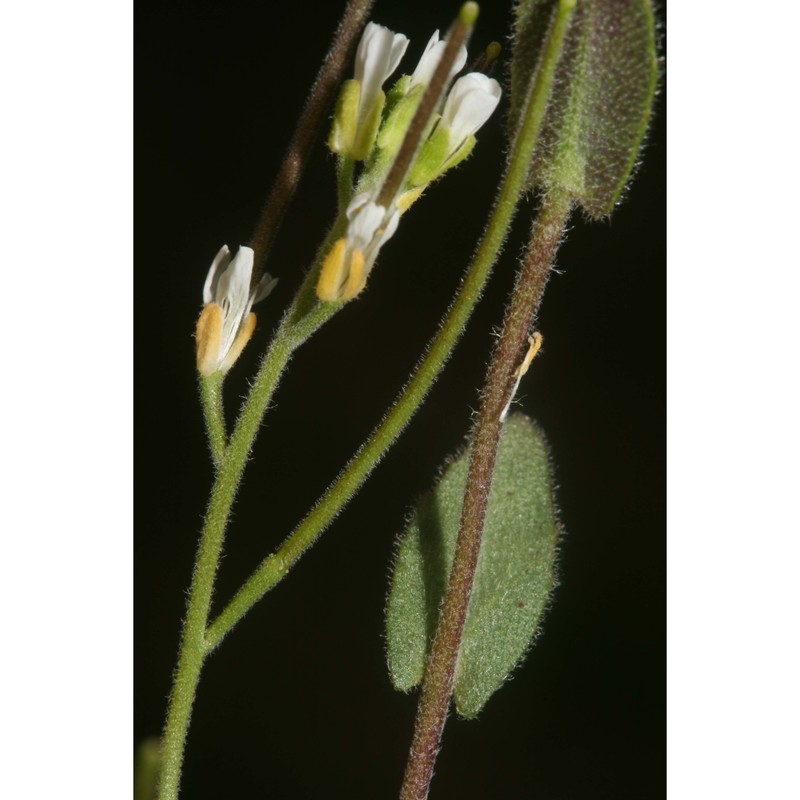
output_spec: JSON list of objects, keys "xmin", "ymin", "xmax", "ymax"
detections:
[
  {"xmin": 319, "ymin": 21, "xmax": 502, "ymax": 302},
  {"xmin": 195, "ymin": 18, "xmax": 503, "ymax": 376}
]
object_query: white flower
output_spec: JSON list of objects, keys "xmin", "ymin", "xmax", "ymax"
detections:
[
  {"xmin": 346, "ymin": 192, "xmax": 400, "ymax": 270},
  {"xmin": 408, "ymin": 29, "xmax": 467, "ymax": 91},
  {"xmin": 196, "ymin": 245, "xmax": 278, "ymax": 375},
  {"xmin": 440, "ymin": 72, "xmax": 502, "ymax": 148},
  {"xmin": 354, "ymin": 23, "xmax": 409, "ymax": 128},
  {"xmin": 317, "ymin": 192, "xmax": 400, "ymax": 302}
]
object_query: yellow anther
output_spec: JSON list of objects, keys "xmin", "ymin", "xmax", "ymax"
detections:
[
  {"xmin": 514, "ymin": 332, "xmax": 543, "ymax": 379},
  {"xmin": 195, "ymin": 302, "xmax": 223, "ymax": 376},
  {"xmin": 317, "ymin": 239, "xmax": 349, "ymax": 302},
  {"xmin": 502, "ymin": 332, "xmax": 543, "ymax": 422}
]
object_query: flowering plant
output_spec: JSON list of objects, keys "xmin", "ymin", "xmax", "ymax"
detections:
[{"xmin": 137, "ymin": 1, "xmax": 661, "ymax": 798}]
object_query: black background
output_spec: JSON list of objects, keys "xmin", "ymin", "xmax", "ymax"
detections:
[{"xmin": 136, "ymin": 1, "xmax": 665, "ymax": 797}]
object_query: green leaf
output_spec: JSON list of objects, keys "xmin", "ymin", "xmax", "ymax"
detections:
[
  {"xmin": 386, "ymin": 414, "xmax": 559, "ymax": 718},
  {"xmin": 508, "ymin": 0, "xmax": 658, "ymax": 218}
]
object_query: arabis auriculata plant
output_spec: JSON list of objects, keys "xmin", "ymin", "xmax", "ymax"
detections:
[{"xmin": 149, "ymin": 3, "xmax": 658, "ymax": 800}]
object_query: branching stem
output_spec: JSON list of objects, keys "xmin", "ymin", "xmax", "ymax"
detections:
[
  {"xmin": 160, "ymin": 2, "xmax": 575, "ymax": 796},
  {"xmin": 205, "ymin": 0, "xmax": 573, "ymax": 650}
]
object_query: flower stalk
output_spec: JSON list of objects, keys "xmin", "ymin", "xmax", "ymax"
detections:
[
  {"xmin": 158, "ymin": 226, "xmax": 343, "ymax": 800},
  {"xmin": 198, "ymin": 373, "xmax": 226, "ymax": 466}
]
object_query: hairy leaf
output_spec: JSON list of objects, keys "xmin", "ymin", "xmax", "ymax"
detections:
[
  {"xmin": 386, "ymin": 414, "xmax": 559, "ymax": 718},
  {"xmin": 509, "ymin": 0, "xmax": 658, "ymax": 217}
]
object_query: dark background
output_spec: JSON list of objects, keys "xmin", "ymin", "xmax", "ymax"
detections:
[{"xmin": 136, "ymin": 1, "xmax": 665, "ymax": 797}]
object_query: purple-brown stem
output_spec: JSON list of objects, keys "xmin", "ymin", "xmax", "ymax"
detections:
[
  {"xmin": 249, "ymin": 0, "xmax": 375, "ymax": 287},
  {"xmin": 398, "ymin": 190, "xmax": 571, "ymax": 800},
  {"xmin": 376, "ymin": 9, "xmax": 473, "ymax": 208}
]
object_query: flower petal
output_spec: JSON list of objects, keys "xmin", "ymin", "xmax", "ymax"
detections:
[
  {"xmin": 354, "ymin": 23, "xmax": 409, "ymax": 123},
  {"xmin": 409, "ymin": 30, "xmax": 467, "ymax": 90},
  {"xmin": 441, "ymin": 73, "xmax": 502, "ymax": 146},
  {"xmin": 203, "ymin": 245, "xmax": 231, "ymax": 305},
  {"xmin": 346, "ymin": 194, "xmax": 386, "ymax": 253},
  {"xmin": 215, "ymin": 246, "xmax": 255, "ymax": 356},
  {"xmin": 343, "ymin": 193, "xmax": 400, "ymax": 278},
  {"xmin": 253, "ymin": 272, "xmax": 279, "ymax": 305}
]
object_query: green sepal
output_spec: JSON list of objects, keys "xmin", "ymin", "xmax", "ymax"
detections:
[
  {"xmin": 509, "ymin": 0, "xmax": 658, "ymax": 218},
  {"xmin": 385, "ymin": 414, "xmax": 560, "ymax": 718},
  {"xmin": 384, "ymin": 74, "xmax": 412, "ymax": 116},
  {"xmin": 328, "ymin": 79, "xmax": 361, "ymax": 156},
  {"xmin": 351, "ymin": 89, "xmax": 385, "ymax": 161},
  {"xmin": 438, "ymin": 134, "xmax": 476, "ymax": 178},
  {"xmin": 377, "ymin": 83, "xmax": 425, "ymax": 158},
  {"xmin": 407, "ymin": 121, "xmax": 451, "ymax": 187}
]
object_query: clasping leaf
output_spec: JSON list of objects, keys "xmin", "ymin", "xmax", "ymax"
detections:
[
  {"xmin": 509, "ymin": 0, "xmax": 658, "ymax": 218},
  {"xmin": 386, "ymin": 415, "xmax": 560, "ymax": 718}
]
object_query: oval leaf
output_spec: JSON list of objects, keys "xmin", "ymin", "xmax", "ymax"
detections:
[
  {"xmin": 385, "ymin": 414, "xmax": 559, "ymax": 718},
  {"xmin": 509, "ymin": 0, "xmax": 658, "ymax": 218}
]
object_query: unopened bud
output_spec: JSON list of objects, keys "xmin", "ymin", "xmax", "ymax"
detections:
[{"xmin": 407, "ymin": 123, "xmax": 451, "ymax": 187}]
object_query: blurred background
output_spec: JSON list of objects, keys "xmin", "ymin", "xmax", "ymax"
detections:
[{"xmin": 136, "ymin": 0, "xmax": 665, "ymax": 797}]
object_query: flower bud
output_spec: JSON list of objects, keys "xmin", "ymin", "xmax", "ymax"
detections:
[{"xmin": 329, "ymin": 22, "xmax": 408, "ymax": 161}]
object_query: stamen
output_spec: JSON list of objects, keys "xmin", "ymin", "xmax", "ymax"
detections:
[
  {"xmin": 501, "ymin": 332, "xmax": 543, "ymax": 421},
  {"xmin": 514, "ymin": 332, "xmax": 543, "ymax": 379}
]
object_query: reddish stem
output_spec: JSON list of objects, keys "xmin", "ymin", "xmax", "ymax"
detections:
[
  {"xmin": 249, "ymin": 0, "xmax": 375, "ymax": 286},
  {"xmin": 399, "ymin": 191, "xmax": 571, "ymax": 800}
]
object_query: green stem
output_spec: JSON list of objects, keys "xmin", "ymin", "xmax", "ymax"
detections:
[
  {"xmin": 198, "ymin": 373, "xmax": 226, "ymax": 466},
  {"xmin": 337, "ymin": 155, "xmax": 356, "ymax": 214},
  {"xmin": 157, "ymin": 446, "xmax": 243, "ymax": 800},
  {"xmin": 158, "ymin": 222, "xmax": 344, "ymax": 800},
  {"xmin": 398, "ymin": 190, "xmax": 571, "ymax": 800},
  {"xmin": 205, "ymin": 0, "xmax": 573, "ymax": 651},
  {"xmin": 158, "ymin": 3, "xmax": 375, "ymax": 795}
]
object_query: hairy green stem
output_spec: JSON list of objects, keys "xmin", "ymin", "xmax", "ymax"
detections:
[
  {"xmin": 337, "ymin": 155, "xmax": 356, "ymax": 214},
  {"xmin": 205, "ymin": 0, "xmax": 573, "ymax": 651},
  {"xmin": 398, "ymin": 190, "xmax": 571, "ymax": 800},
  {"xmin": 158, "ymin": 216, "xmax": 345, "ymax": 800},
  {"xmin": 198, "ymin": 373, "xmax": 226, "ymax": 466}
]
